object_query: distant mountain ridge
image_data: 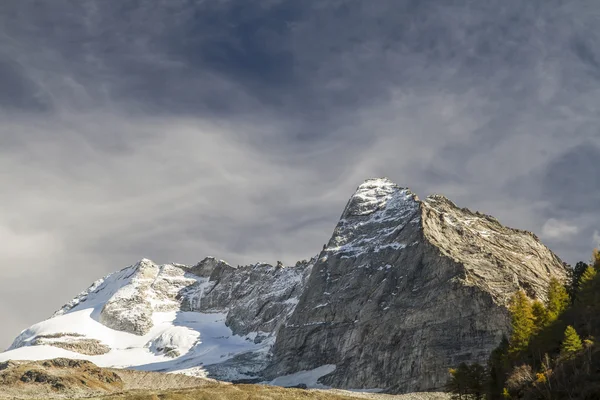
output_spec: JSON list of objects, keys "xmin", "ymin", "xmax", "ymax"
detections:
[{"xmin": 0, "ymin": 178, "xmax": 568, "ymax": 393}]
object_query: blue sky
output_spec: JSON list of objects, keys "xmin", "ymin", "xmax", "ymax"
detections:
[{"xmin": 1, "ymin": 0, "xmax": 600, "ymax": 347}]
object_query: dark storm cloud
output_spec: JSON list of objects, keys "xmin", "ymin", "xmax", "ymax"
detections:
[
  {"xmin": 2, "ymin": 0, "xmax": 600, "ymax": 349},
  {"xmin": 542, "ymin": 143, "xmax": 600, "ymax": 215},
  {"xmin": 0, "ymin": 55, "xmax": 49, "ymax": 111}
]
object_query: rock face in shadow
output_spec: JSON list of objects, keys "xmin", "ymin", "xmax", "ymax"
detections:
[
  {"xmin": 266, "ymin": 178, "xmax": 568, "ymax": 392},
  {"xmin": 182, "ymin": 259, "xmax": 313, "ymax": 338}
]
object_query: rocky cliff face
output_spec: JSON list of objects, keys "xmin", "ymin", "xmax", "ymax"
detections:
[
  {"xmin": 267, "ymin": 178, "xmax": 568, "ymax": 392},
  {"xmin": 2, "ymin": 178, "xmax": 568, "ymax": 393},
  {"xmin": 182, "ymin": 257, "xmax": 313, "ymax": 338}
]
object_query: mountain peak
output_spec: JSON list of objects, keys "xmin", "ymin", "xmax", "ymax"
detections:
[
  {"xmin": 326, "ymin": 179, "xmax": 419, "ymax": 258},
  {"xmin": 343, "ymin": 178, "xmax": 413, "ymax": 218},
  {"xmin": 357, "ymin": 176, "xmax": 396, "ymax": 187},
  {"xmin": 0, "ymin": 178, "xmax": 570, "ymax": 394},
  {"xmin": 187, "ymin": 257, "xmax": 233, "ymax": 277},
  {"xmin": 353, "ymin": 177, "xmax": 404, "ymax": 200}
]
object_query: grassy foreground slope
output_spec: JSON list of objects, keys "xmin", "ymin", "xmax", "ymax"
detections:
[{"xmin": 84, "ymin": 385, "xmax": 449, "ymax": 400}]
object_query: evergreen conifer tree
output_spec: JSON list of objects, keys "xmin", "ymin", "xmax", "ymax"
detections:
[
  {"xmin": 545, "ymin": 277, "xmax": 569, "ymax": 323},
  {"xmin": 447, "ymin": 363, "xmax": 470, "ymax": 399},
  {"xmin": 467, "ymin": 364, "xmax": 486, "ymax": 400},
  {"xmin": 592, "ymin": 248, "xmax": 600, "ymax": 271},
  {"xmin": 578, "ymin": 266, "xmax": 598, "ymax": 310},
  {"xmin": 570, "ymin": 261, "xmax": 589, "ymax": 303},
  {"xmin": 579, "ymin": 265, "xmax": 597, "ymax": 289},
  {"xmin": 531, "ymin": 300, "xmax": 548, "ymax": 331},
  {"xmin": 447, "ymin": 363, "xmax": 486, "ymax": 400},
  {"xmin": 560, "ymin": 325, "xmax": 583, "ymax": 357},
  {"xmin": 578, "ymin": 265, "xmax": 600, "ymax": 335},
  {"xmin": 488, "ymin": 336, "xmax": 510, "ymax": 400},
  {"xmin": 508, "ymin": 291, "xmax": 534, "ymax": 354}
]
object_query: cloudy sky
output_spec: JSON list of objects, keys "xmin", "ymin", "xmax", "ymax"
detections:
[{"xmin": 1, "ymin": 0, "xmax": 600, "ymax": 348}]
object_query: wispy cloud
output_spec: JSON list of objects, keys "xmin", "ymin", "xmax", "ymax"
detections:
[{"xmin": 541, "ymin": 219, "xmax": 579, "ymax": 240}]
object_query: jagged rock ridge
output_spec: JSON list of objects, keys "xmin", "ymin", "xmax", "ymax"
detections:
[{"xmin": 1, "ymin": 178, "xmax": 568, "ymax": 393}]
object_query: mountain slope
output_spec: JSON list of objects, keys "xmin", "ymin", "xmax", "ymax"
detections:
[
  {"xmin": 0, "ymin": 178, "xmax": 568, "ymax": 393},
  {"xmin": 2, "ymin": 258, "xmax": 313, "ymax": 381},
  {"xmin": 267, "ymin": 179, "xmax": 568, "ymax": 392}
]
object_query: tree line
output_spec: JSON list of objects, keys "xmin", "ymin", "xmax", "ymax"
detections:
[{"xmin": 446, "ymin": 249, "xmax": 600, "ymax": 399}]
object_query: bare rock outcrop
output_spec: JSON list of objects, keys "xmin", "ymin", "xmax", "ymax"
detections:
[
  {"xmin": 267, "ymin": 178, "xmax": 568, "ymax": 392},
  {"xmin": 98, "ymin": 259, "xmax": 200, "ymax": 335},
  {"xmin": 0, "ymin": 358, "xmax": 122, "ymax": 399},
  {"xmin": 31, "ymin": 334, "xmax": 110, "ymax": 356},
  {"xmin": 182, "ymin": 259, "xmax": 314, "ymax": 337}
]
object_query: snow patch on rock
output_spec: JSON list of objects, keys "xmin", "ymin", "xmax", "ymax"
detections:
[
  {"xmin": 265, "ymin": 364, "xmax": 337, "ymax": 388},
  {"xmin": 326, "ymin": 178, "xmax": 420, "ymax": 258}
]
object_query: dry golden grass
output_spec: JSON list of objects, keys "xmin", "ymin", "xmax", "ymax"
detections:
[
  {"xmin": 84, "ymin": 384, "xmax": 450, "ymax": 400},
  {"xmin": 3, "ymin": 358, "xmax": 449, "ymax": 400},
  {"xmin": 0, "ymin": 358, "xmax": 123, "ymax": 399},
  {"xmin": 87, "ymin": 384, "xmax": 368, "ymax": 400}
]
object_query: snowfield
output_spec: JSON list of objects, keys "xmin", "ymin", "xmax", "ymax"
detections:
[
  {"xmin": 265, "ymin": 365, "xmax": 337, "ymax": 388},
  {"xmin": 1, "ymin": 307, "xmax": 268, "ymax": 377},
  {"xmin": 0, "ymin": 257, "xmax": 331, "ymax": 389},
  {"xmin": 0, "ymin": 260, "xmax": 277, "ymax": 381}
]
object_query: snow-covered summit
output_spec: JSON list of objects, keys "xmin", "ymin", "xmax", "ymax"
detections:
[
  {"xmin": 326, "ymin": 178, "xmax": 420, "ymax": 258},
  {"xmin": 343, "ymin": 178, "xmax": 412, "ymax": 216},
  {"xmin": 50, "ymin": 258, "xmax": 199, "ymax": 336}
]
